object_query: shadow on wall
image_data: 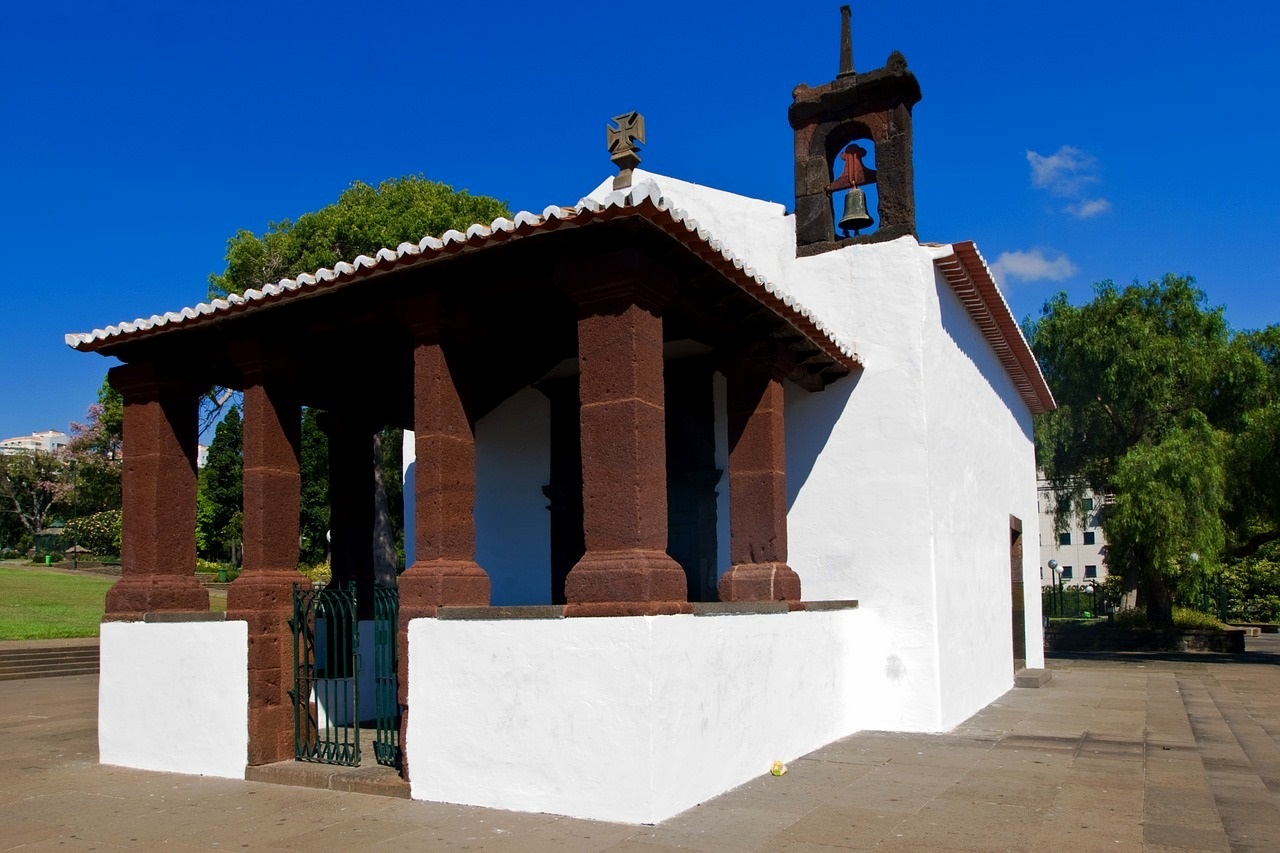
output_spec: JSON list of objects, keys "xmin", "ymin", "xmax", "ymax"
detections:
[
  {"xmin": 934, "ymin": 276, "xmax": 1035, "ymax": 444},
  {"xmin": 784, "ymin": 372, "xmax": 861, "ymax": 510}
]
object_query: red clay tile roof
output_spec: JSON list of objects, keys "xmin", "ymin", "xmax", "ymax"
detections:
[
  {"xmin": 66, "ymin": 183, "xmax": 862, "ymax": 375},
  {"xmin": 934, "ymin": 241, "xmax": 1056, "ymax": 415}
]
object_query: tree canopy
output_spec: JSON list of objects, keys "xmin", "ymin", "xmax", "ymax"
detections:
[
  {"xmin": 196, "ymin": 406, "xmax": 242, "ymax": 563},
  {"xmin": 208, "ymin": 175, "xmax": 510, "ymax": 298},
  {"xmin": 1028, "ymin": 274, "xmax": 1280, "ymax": 625}
]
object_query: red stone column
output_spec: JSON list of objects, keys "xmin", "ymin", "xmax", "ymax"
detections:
[
  {"xmin": 560, "ymin": 252, "xmax": 690, "ymax": 616},
  {"xmin": 398, "ymin": 318, "xmax": 490, "ymax": 779},
  {"xmin": 226, "ymin": 367, "xmax": 303, "ymax": 766},
  {"xmin": 718, "ymin": 352, "xmax": 801, "ymax": 604},
  {"xmin": 104, "ymin": 362, "xmax": 208, "ymax": 620}
]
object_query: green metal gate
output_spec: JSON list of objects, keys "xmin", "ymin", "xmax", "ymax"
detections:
[
  {"xmin": 289, "ymin": 582, "xmax": 400, "ymax": 769},
  {"xmin": 372, "ymin": 584, "xmax": 401, "ymax": 769},
  {"xmin": 291, "ymin": 583, "xmax": 360, "ymax": 765}
]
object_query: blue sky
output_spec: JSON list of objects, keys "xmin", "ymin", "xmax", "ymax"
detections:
[{"xmin": 2, "ymin": 0, "xmax": 1276, "ymax": 441}]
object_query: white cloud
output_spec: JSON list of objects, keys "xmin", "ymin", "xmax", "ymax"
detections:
[
  {"xmin": 1026, "ymin": 145, "xmax": 1110, "ymax": 218},
  {"xmin": 989, "ymin": 249, "xmax": 1078, "ymax": 286},
  {"xmin": 1065, "ymin": 198, "xmax": 1112, "ymax": 219}
]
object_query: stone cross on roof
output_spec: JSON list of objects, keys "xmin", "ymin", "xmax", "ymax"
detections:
[{"xmin": 607, "ymin": 111, "xmax": 645, "ymax": 190}]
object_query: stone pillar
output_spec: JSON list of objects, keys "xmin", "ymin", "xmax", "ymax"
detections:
[
  {"xmin": 398, "ymin": 315, "xmax": 490, "ymax": 779},
  {"xmin": 718, "ymin": 352, "xmax": 801, "ymax": 604},
  {"xmin": 559, "ymin": 251, "xmax": 690, "ymax": 617},
  {"xmin": 104, "ymin": 362, "xmax": 208, "ymax": 620},
  {"xmin": 322, "ymin": 412, "xmax": 377, "ymax": 620},
  {"xmin": 226, "ymin": 365, "xmax": 303, "ymax": 766}
]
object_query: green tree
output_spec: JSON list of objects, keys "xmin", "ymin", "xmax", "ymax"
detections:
[
  {"xmin": 197, "ymin": 407, "xmax": 243, "ymax": 563},
  {"xmin": 299, "ymin": 408, "xmax": 329, "ymax": 565},
  {"xmin": 1225, "ymin": 326, "xmax": 1280, "ymax": 558},
  {"xmin": 208, "ymin": 175, "xmax": 509, "ymax": 298},
  {"xmin": 1029, "ymin": 275, "xmax": 1271, "ymax": 626}
]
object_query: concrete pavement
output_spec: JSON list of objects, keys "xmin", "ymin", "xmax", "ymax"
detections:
[{"xmin": 5, "ymin": 642, "xmax": 1280, "ymax": 851}]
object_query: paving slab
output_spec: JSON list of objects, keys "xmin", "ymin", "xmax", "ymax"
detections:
[{"xmin": 7, "ymin": 638, "xmax": 1280, "ymax": 850}]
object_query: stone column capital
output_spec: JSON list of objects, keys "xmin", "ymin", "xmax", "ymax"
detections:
[
  {"xmin": 227, "ymin": 339, "xmax": 299, "ymax": 387},
  {"xmin": 554, "ymin": 248, "xmax": 675, "ymax": 311},
  {"xmin": 107, "ymin": 361, "xmax": 206, "ymax": 403},
  {"xmin": 720, "ymin": 340, "xmax": 795, "ymax": 382},
  {"xmin": 401, "ymin": 291, "xmax": 446, "ymax": 342}
]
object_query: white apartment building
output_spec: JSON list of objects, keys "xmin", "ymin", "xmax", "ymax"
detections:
[
  {"xmin": 1038, "ymin": 479, "xmax": 1108, "ymax": 587},
  {"xmin": 0, "ymin": 429, "xmax": 70, "ymax": 454}
]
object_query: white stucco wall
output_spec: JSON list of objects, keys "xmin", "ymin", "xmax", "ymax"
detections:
[
  {"xmin": 404, "ymin": 387, "xmax": 553, "ymax": 606},
  {"xmin": 99, "ymin": 621, "xmax": 248, "ymax": 779},
  {"xmin": 474, "ymin": 388, "xmax": 552, "ymax": 605},
  {"xmin": 407, "ymin": 609, "xmax": 872, "ymax": 824},
  {"xmin": 921, "ymin": 269, "xmax": 1044, "ymax": 724}
]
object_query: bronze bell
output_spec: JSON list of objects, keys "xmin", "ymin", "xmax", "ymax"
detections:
[{"xmin": 838, "ymin": 188, "xmax": 873, "ymax": 236}]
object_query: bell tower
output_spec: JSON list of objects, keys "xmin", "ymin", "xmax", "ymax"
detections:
[{"xmin": 789, "ymin": 5, "xmax": 922, "ymax": 255}]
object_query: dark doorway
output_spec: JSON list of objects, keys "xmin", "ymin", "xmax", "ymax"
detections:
[
  {"xmin": 539, "ymin": 376, "xmax": 583, "ymax": 605},
  {"xmin": 1010, "ymin": 515, "xmax": 1026, "ymax": 672},
  {"xmin": 665, "ymin": 358, "xmax": 721, "ymax": 602}
]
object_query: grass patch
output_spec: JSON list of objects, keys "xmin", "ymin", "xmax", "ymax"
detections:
[{"xmin": 0, "ymin": 567, "xmax": 115, "ymax": 639}]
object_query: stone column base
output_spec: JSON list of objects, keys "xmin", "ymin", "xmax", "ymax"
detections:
[
  {"xmin": 564, "ymin": 550, "xmax": 693, "ymax": 617},
  {"xmin": 718, "ymin": 562, "xmax": 802, "ymax": 604},
  {"xmin": 104, "ymin": 575, "xmax": 209, "ymax": 621},
  {"xmin": 399, "ymin": 560, "xmax": 490, "ymax": 615}
]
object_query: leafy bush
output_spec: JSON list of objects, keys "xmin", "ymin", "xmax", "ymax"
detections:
[
  {"xmin": 1111, "ymin": 608, "xmax": 1149, "ymax": 629},
  {"xmin": 1172, "ymin": 607, "xmax": 1225, "ymax": 630},
  {"xmin": 63, "ymin": 509, "xmax": 122, "ymax": 556},
  {"xmin": 299, "ymin": 562, "xmax": 331, "ymax": 587},
  {"xmin": 1107, "ymin": 606, "xmax": 1226, "ymax": 631},
  {"xmin": 1219, "ymin": 544, "xmax": 1280, "ymax": 623}
]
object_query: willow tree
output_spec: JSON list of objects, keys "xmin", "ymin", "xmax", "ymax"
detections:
[{"xmin": 1028, "ymin": 274, "xmax": 1272, "ymax": 626}]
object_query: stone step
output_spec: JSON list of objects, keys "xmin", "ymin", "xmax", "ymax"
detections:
[
  {"xmin": 246, "ymin": 759, "xmax": 410, "ymax": 799},
  {"xmin": 0, "ymin": 647, "xmax": 99, "ymax": 661},
  {"xmin": 1014, "ymin": 667, "xmax": 1052, "ymax": 688},
  {"xmin": 0, "ymin": 642, "xmax": 99, "ymax": 680},
  {"xmin": 0, "ymin": 666, "xmax": 99, "ymax": 681}
]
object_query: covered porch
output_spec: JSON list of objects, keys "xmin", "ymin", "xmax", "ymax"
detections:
[{"xmin": 73, "ymin": 186, "xmax": 861, "ymax": 807}]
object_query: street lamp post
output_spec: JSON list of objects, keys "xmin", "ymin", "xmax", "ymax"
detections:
[{"xmin": 1048, "ymin": 559, "xmax": 1061, "ymax": 618}]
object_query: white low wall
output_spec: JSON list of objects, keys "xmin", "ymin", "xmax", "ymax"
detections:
[
  {"xmin": 99, "ymin": 620, "xmax": 248, "ymax": 779},
  {"xmin": 408, "ymin": 609, "xmax": 879, "ymax": 824}
]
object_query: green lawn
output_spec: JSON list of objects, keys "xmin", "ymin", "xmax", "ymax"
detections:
[{"xmin": 0, "ymin": 567, "xmax": 115, "ymax": 639}]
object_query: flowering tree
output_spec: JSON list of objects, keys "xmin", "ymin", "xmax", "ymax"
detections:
[
  {"xmin": 0, "ymin": 450, "xmax": 72, "ymax": 540},
  {"xmin": 64, "ymin": 379, "xmax": 124, "ymax": 516}
]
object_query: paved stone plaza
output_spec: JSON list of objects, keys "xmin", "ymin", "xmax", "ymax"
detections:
[{"xmin": 5, "ymin": 642, "xmax": 1280, "ymax": 851}]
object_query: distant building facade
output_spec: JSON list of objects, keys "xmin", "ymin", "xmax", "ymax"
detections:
[
  {"xmin": 1038, "ymin": 478, "xmax": 1107, "ymax": 587},
  {"xmin": 0, "ymin": 429, "xmax": 70, "ymax": 454}
]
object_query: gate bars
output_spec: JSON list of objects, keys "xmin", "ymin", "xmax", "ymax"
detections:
[{"xmin": 289, "ymin": 582, "xmax": 401, "ymax": 768}]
